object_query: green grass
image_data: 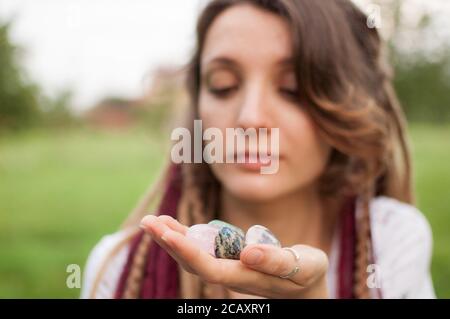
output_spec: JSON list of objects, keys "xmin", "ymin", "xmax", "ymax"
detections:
[
  {"xmin": 409, "ymin": 124, "xmax": 450, "ymax": 298},
  {"xmin": 0, "ymin": 127, "xmax": 168, "ymax": 298},
  {"xmin": 0, "ymin": 124, "xmax": 449, "ymax": 298}
]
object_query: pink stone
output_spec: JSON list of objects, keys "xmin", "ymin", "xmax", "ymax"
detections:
[{"xmin": 186, "ymin": 224, "xmax": 219, "ymax": 256}]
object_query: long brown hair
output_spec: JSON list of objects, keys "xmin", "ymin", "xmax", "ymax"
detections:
[{"xmin": 91, "ymin": 0, "xmax": 413, "ymax": 299}]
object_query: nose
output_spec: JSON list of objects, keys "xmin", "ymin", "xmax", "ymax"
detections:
[{"xmin": 236, "ymin": 80, "xmax": 271, "ymax": 130}]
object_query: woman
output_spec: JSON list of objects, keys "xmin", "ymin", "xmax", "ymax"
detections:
[{"xmin": 81, "ymin": 0, "xmax": 435, "ymax": 299}]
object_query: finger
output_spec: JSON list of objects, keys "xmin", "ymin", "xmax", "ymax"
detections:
[
  {"xmin": 140, "ymin": 214, "xmax": 158, "ymax": 234},
  {"xmin": 140, "ymin": 215, "xmax": 196, "ymax": 274},
  {"xmin": 159, "ymin": 229, "xmax": 222, "ymax": 282},
  {"xmin": 157, "ymin": 215, "xmax": 189, "ymax": 235},
  {"xmin": 140, "ymin": 214, "xmax": 188, "ymax": 235},
  {"xmin": 240, "ymin": 244, "xmax": 328, "ymax": 287}
]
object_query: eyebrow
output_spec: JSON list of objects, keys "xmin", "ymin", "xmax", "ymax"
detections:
[
  {"xmin": 203, "ymin": 56, "xmax": 295, "ymax": 70},
  {"xmin": 203, "ymin": 57, "xmax": 239, "ymax": 72}
]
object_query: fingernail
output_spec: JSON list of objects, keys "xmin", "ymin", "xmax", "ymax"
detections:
[{"xmin": 245, "ymin": 248, "xmax": 263, "ymax": 265}]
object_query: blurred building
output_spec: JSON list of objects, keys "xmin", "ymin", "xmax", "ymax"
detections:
[{"xmin": 84, "ymin": 65, "xmax": 188, "ymax": 130}]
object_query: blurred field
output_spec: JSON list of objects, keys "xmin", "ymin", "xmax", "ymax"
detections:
[
  {"xmin": 409, "ymin": 124, "xmax": 450, "ymax": 298},
  {"xmin": 0, "ymin": 127, "xmax": 168, "ymax": 298},
  {"xmin": 0, "ymin": 125, "xmax": 449, "ymax": 298}
]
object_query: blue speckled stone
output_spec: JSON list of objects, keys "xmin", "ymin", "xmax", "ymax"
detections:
[
  {"xmin": 208, "ymin": 220, "xmax": 244, "ymax": 237},
  {"xmin": 214, "ymin": 226, "xmax": 244, "ymax": 259}
]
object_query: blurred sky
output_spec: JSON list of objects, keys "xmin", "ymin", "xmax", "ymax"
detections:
[{"xmin": 0, "ymin": 0, "xmax": 449, "ymax": 112}]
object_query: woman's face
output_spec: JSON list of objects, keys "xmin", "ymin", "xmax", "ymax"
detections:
[{"xmin": 198, "ymin": 4, "xmax": 332, "ymax": 202}]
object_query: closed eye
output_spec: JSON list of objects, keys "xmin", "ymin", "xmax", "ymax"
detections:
[
  {"xmin": 279, "ymin": 87, "xmax": 299, "ymax": 99},
  {"xmin": 208, "ymin": 86, "xmax": 238, "ymax": 98}
]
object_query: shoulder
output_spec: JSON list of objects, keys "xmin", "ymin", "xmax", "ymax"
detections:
[
  {"xmin": 368, "ymin": 196, "xmax": 435, "ymax": 298},
  {"xmin": 369, "ymin": 196, "xmax": 433, "ymax": 247},
  {"xmin": 80, "ymin": 228, "xmax": 135, "ymax": 299}
]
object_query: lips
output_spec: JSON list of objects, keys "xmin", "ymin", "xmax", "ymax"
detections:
[{"xmin": 234, "ymin": 151, "xmax": 272, "ymax": 163}]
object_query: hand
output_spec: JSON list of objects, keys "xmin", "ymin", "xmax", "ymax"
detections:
[{"xmin": 140, "ymin": 214, "xmax": 329, "ymax": 299}]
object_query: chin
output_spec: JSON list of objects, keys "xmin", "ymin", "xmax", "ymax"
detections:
[{"xmin": 219, "ymin": 168, "xmax": 288, "ymax": 202}]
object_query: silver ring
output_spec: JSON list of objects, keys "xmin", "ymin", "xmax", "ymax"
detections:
[
  {"xmin": 279, "ymin": 247, "xmax": 300, "ymax": 279},
  {"xmin": 283, "ymin": 247, "xmax": 300, "ymax": 261}
]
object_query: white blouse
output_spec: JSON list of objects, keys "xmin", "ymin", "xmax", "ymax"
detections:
[{"xmin": 80, "ymin": 196, "xmax": 436, "ymax": 299}]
